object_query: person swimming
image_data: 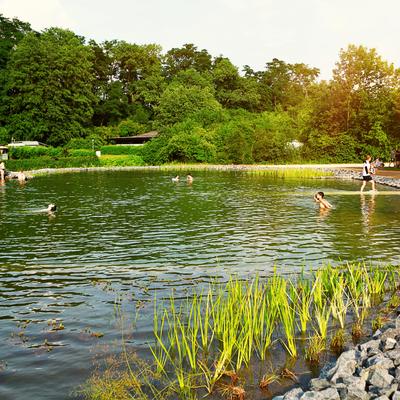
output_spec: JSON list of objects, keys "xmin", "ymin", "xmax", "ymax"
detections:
[
  {"xmin": 186, "ymin": 173, "xmax": 193, "ymax": 183},
  {"xmin": 172, "ymin": 175, "xmax": 180, "ymax": 182},
  {"xmin": 314, "ymin": 192, "xmax": 332, "ymax": 209},
  {"xmin": 47, "ymin": 204, "xmax": 57, "ymax": 212}
]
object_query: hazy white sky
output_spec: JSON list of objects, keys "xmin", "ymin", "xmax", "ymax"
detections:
[{"xmin": 1, "ymin": 0, "xmax": 399, "ymax": 79}]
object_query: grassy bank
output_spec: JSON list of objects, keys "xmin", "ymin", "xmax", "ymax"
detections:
[{"xmin": 82, "ymin": 263, "xmax": 400, "ymax": 400}]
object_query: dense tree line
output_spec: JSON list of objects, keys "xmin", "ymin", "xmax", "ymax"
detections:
[{"xmin": 1, "ymin": 14, "xmax": 399, "ymax": 163}]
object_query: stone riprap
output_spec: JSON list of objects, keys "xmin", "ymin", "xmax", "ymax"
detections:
[
  {"xmin": 332, "ymin": 169, "xmax": 400, "ymax": 189},
  {"xmin": 273, "ymin": 317, "xmax": 400, "ymax": 400}
]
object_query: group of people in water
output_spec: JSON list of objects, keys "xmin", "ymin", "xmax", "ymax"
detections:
[
  {"xmin": 314, "ymin": 154, "xmax": 380, "ymax": 210},
  {"xmin": 0, "ymin": 162, "xmax": 27, "ymax": 183},
  {"xmin": 172, "ymin": 173, "xmax": 193, "ymax": 183}
]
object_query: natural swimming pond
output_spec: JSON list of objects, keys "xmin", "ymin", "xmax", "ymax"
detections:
[{"xmin": 1, "ymin": 170, "xmax": 400, "ymax": 400}]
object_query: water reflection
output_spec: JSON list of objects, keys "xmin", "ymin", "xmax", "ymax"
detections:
[{"xmin": 360, "ymin": 192, "xmax": 376, "ymax": 234}]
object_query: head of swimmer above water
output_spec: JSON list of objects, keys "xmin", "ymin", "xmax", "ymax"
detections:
[
  {"xmin": 47, "ymin": 204, "xmax": 57, "ymax": 212},
  {"xmin": 314, "ymin": 191, "xmax": 325, "ymax": 201}
]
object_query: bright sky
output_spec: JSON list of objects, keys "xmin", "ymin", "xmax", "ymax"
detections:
[{"xmin": 1, "ymin": 0, "xmax": 399, "ymax": 80}]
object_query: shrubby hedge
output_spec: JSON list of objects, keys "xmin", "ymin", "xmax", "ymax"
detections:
[
  {"xmin": 99, "ymin": 155, "xmax": 145, "ymax": 166},
  {"xmin": 8, "ymin": 146, "xmax": 65, "ymax": 159},
  {"xmin": 100, "ymin": 145, "xmax": 143, "ymax": 156},
  {"xmin": 5, "ymin": 156, "xmax": 101, "ymax": 170}
]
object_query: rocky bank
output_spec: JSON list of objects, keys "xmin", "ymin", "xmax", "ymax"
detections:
[
  {"xmin": 332, "ymin": 169, "xmax": 400, "ymax": 189},
  {"xmin": 274, "ymin": 317, "xmax": 400, "ymax": 400}
]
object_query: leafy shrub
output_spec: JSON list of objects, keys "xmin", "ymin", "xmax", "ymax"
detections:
[
  {"xmin": 117, "ymin": 119, "xmax": 146, "ymax": 137},
  {"xmin": 9, "ymin": 146, "xmax": 65, "ymax": 159},
  {"xmin": 100, "ymin": 145, "xmax": 143, "ymax": 156},
  {"xmin": 68, "ymin": 149, "xmax": 96, "ymax": 157},
  {"xmin": 142, "ymin": 119, "xmax": 216, "ymax": 164},
  {"xmin": 5, "ymin": 156, "xmax": 100, "ymax": 170},
  {"xmin": 65, "ymin": 134, "xmax": 106, "ymax": 149},
  {"xmin": 99, "ymin": 155, "xmax": 145, "ymax": 166}
]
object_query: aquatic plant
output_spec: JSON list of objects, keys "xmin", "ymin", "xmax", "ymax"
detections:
[
  {"xmin": 83, "ymin": 262, "xmax": 400, "ymax": 400},
  {"xmin": 304, "ymin": 335, "xmax": 325, "ymax": 364},
  {"xmin": 330, "ymin": 329, "xmax": 345, "ymax": 353},
  {"xmin": 246, "ymin": 168, "xmax": 334, "ymax": 179}
]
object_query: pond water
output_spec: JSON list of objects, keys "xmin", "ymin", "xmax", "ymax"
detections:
[{"xmin": 1, "ymin": 170, "xmax": 400, "ymax": 400}]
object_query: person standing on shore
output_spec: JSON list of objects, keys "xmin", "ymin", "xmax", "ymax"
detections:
[{"xmin": 361, "ymin": 155, "xmax": 376, "ymax": 192}]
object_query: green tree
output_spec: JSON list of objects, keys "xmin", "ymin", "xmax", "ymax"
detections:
[
  {"xmin": 3, "ymin": 28, "xmax": 96, "ymax": 145},
  {"xmin": 212, "ymin": 57, "xmax": 260, "ymax": 111},
  {"xmin": 0, "ymin": 14, "xmax": 32, "ymax": 70},
  {"xmin": 331, "ymin": 45, "xmax": 397, "ymax": 136},
  {"xmin": 163, "ymin": 43, "xmax": 212, "ymax": 79},
  {"xmin": 154, "ymin": 83, "xmax": 221, "ymax": 127}
]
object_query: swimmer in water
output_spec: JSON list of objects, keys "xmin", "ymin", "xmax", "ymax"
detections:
[
  {"xmin": 17, "ymin": 170, "xmax": 27, "ymax": 182},
  {"xmin": 186, "ymin": 173, "xmax": 193, "ymax": 183},
  {"xmin": 172, "ymin": 175, "xmax": 180, "ymax": 182},
  {"xmin": 314, "ymin": 192, "xmax": 332, "ymax": 209},
  {"xmin": 47, "ymin": 204, "xmax": 57, "ymax": 212}
]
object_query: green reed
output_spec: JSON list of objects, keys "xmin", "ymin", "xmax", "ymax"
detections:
[
  {"xmin": 104, "ymin": 263, "xmax": 400, "ymax": 400},
  {"xmin": 246, "ymin": 168, "xmax": 334, "ymax": 179}
]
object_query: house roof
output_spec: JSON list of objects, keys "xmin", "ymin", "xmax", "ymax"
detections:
[
  {"xmin": 110, "ymin": 131, "xmax": 159, "ymax": 141},
  {"xmin": 110, "ymin": 131, "xmax": 159, "ymax": 144}
]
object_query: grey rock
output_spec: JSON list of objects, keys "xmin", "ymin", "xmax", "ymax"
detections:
[
  {"xmin": 385, "ymin": 349, "xmax": 400, "ymax": 367},
  {"xmin": 371, "ymin": 396, "xmax": 390, "ymax": 400},
  {"xmin": 330, "ymin": 350, "xmax": 358, "ymax": 384},
  {"xmin": 301, "ymin": 388, "xmax": 340, "ymax": 400},
  {"xmin": 380, "ymin": 338, "xmax": 397, "ymax": 352},
  {"xmin": 272, "ymin": 396, "xmax": 284, "ymax": 400},
  {"xmin": 364, "ymin": 354, "xmax": 395, "ymax": 371},
  {"xmin": 284, "ymin": 387, "xmax": 304, "ymax": 400},
  {"xmin": 395, "ymin": 367, "xmax": 400, "ymax": 380},
  {"xmin": 309, "ymin": 378, "xmax": 331, "ymax": 391},
  {"xmin": 320, "ymin": 361, "xmax": 338, "ymax": 380},
  {"xmin": 346, "ymin": 379, "xmax": 369, "ymax": 400},
  {"xmin": 368, "ymin": 368, "xmax": 394, "ymax": 389},
  {"xmin": 373, "ymin": 330, "xmax": 383, "ymax": 339},
  {"xmin": 380, "ymin": 328, "xmax": 400, "ymax": 341},
  {"xmin": 392, "ymin": 391, "xmax": 400, "ymax": 400},
  {"xmin": 359, "ymin": 340, "xmax": 381, "ymax": 353},
  {"xmin": 368, "ymin": 383, "xmax": 397, "ymax": 397}
]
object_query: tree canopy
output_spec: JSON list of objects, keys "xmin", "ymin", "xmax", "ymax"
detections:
[{"xmin": 1, "ymin": 14, "xmax": 399, "ymax": 163}]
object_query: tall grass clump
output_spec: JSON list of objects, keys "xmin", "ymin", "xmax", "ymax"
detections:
[{"xmin": 246, "ymin": 168, "xmax": 334, "ymax": 179}]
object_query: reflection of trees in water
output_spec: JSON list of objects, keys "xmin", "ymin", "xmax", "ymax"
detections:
[{"xmin": 360, "ymin": 193, "xmax": 376, "ymax": 234}]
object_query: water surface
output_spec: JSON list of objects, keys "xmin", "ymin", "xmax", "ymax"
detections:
[{"xmin": 1, "ymin": 170, "xmax": 399, "ymax": 399}]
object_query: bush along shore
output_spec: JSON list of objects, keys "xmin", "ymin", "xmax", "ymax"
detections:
[
  {"xmin": 82, "ymin": 264, "xmax": 400, "ymax": 400},
  {"xmin": 275, "ymin": 316, "xmax": 400, "ymax": 400}
]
